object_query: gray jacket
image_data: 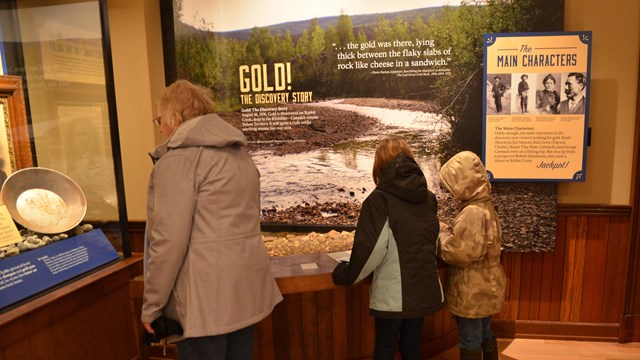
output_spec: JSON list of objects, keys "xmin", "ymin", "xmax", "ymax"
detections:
[{"xmin": 142, "ymin": 114, "xmax": 282, "ymax": 340}]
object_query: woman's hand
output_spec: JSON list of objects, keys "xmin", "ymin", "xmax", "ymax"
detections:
[{"xmin": 143, "ymin": 321, "xmax": 154, "ymax": 334}]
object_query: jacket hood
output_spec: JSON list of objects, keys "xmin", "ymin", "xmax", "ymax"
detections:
[
  {"xmin": 377, "ymin": 152, "xmax": 428, "ymax": 204},
  {"xmin": 150, "ymin": 113, "xmax": 246, "ymax": 160},
  {"xmin": 438, "ymin": 151, "xmax": 491, "ymax": 202}
]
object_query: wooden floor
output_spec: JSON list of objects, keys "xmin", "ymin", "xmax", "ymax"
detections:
[{"xmin": 427, "ymin": 339, "xmax": 640, "ymax": 359}]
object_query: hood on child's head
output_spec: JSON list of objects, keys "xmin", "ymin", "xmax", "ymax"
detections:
[{"xmin": 438, "ymin": 151, "xmax": 491, "ymax": 202}]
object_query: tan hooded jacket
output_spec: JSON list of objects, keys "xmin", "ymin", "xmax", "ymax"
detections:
[
  {"xmin": 438, "ymin": 151, "xmax": 506, "ymax": 318},
  {"xmin": 141, "ymin": 114, "xmax": 282, "ymax": 340}
]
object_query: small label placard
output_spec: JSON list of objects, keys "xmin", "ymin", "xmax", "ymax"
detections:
[
  {"xmin": 0, "ymin": 204, "xmax": 22, "ymax": 248},
  {"xmin": 300, "ymin": 263, "xmax": 318, "ymax": 270}
]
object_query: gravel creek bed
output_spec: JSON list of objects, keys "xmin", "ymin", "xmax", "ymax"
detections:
[{"xmin": 262, "ymin": 230, "xmax": 354, "ymax": 257}]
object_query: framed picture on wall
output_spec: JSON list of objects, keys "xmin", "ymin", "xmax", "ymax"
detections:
[{"xmin": 0, "ymin": 75, "xmax": 33, "ymax": 183}]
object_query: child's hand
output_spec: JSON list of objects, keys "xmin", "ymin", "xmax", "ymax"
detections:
[{"xmin": 439, "ymin": 221, "xmax": 451, "ymax": 234}]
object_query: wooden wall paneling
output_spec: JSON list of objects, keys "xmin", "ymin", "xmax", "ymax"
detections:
[
  {"xmin": 129, "ymin": 275, "xmax": 149, "ymax": 360},
  {"xmin": 130, "ymin": 275, "xmax": 176, "ymax": 360},
  {"xmin": 421, "ymin": 313, "xmax": 436, "ymax": 355},
  {"xmin": 6, "ymin": 326, "xmax": 56, "ymax": 358},
  {"xmin": 423, "ymin": 311, "xmax": 436, "ymax": 341},
  {"xmin": 496, "ymin": 252, "xmax": 514, "ymax": 319},
  {"xmin": 549, "ymin": 214, "xmax": 567, "ymax": 321},
  {"xmin": 537, "ymin": 251, "xmax": 555, "ymax": 320},
  {"xmin": 582, "ymin": 216, "xmax": 608, "ymax": 322},
  {"xmin": 254, "ymin": 314, "xmax": 275, "ymax": 360},
  {"xmin": 592, "ymin": 216, "xmax": 610, "ymax": 322},
  {"xmin": 421, "ymin": 268, "xmax": 459, "ymax": 356},
  {"xmin": 560, "ymin": 216, "xmax": 587, "ymax": 322},
  {"xmin": 444, "ymin": 310, "xmax": 456, "ymax": 336},
  {"xmin": 602, "ymin": 215, "xmax": 617, "ymax": 316},
  {"xmin": 510, "ymin": 252, "xmax": 523, "ymax": 319},
  {"xmin": 518, "ymin": 252, "xmax": 533, "ymax": 320},
  {"xmin": 345, "ymin": 285, "xmax": 363, "ymax": 359},
  {"xmin": 315, "ymin": 290, "xmax": 333, "ymax": 360},
  {"xmin": 126, "ymin": 235, "xmax": 457, "ymax": 358},
  {"xmin": 494, "ymin": 255, "xmax": 508, "ymax": 320},
  {"xmin": 528, "ymin": 253, "xmax": 544, "ymax": 320},
  {"xmin": 331, "ymin": 286, "xmax": 348, "ymax": 359},
  {"xmin": 445, "ymin": 310, "xmax": 456, "ymax": 333},
  {"xmin": 431, "ymin": 326, "xmax": 460, "ymax": 357},
  {"xmin": 530, "ymin": 253, "xmax": 543, "ymax": 320},
  {"xmin": 630, "ymin": 57, "xmax": 640, "ymax": 320},
  {"xmin": 610, "ymin": 216, "xmax": 632, "ymax": 323},
  {"xmin": 301, "ymin": 292, "xmax": 319, "ymax": 360},
  {"xmin": 0, "ymin": 261, "xmax": 134, "ymax": 348},
  {"xmin": 433, "ymin": 289, "xmax": 451, "ymax": 336},
  {"xmin": 55, "ymin": 299, "xmax": 95, "ymax": 358},
  {"xmin": 500, "ymin": 252, "xmax": 513, "ymax": 320},
  {"xmin": 361, "ymin": 284, "xmax": 375, "ymax": 358},
  {"xmin": 440, "ymin": 310, "xmax": 451, "ymax": 335},
  {"xmin": 0, "ymin": 257, "xmax": 142, "ymax": 360},
  {"xmin": 286, "ymin": 294, "xmax": 305, "ymax": 359},
  {"xmin": 602, "ymin": 216, "xmax": 626, "ymax": 323},
  {"xmin": 579, "ymin": 216, "xmax": 603, "ymax": 323},
  {"xmin": 129, "ymin": 222, "xmax": 146, "ymax": 254},
  {"xmin": 271, "ymin": 299, "xmax": 290, "ymax": 360},
  {"xmin": 89, "ymin": 284, "xmax": 137, "ymax": 359},
  {"xmin": 422, "ymin": 310, "xmax": 458, "ymax": 357},
  {"xmin": 128, "ymin": 208, "xmax": 635, "ymax": 349},
  {"xmin": 2, "ymin": 340, "xmax": 47, "ymax": 359}
]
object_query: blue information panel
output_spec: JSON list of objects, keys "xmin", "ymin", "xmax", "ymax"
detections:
[{"xmin": 0, "ymin": 229, "xmax": 120, "ymax": 310}]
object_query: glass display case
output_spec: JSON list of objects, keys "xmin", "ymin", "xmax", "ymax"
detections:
[{"xmin": 0, "ymin": 0, "xmax": 130, "ymax": 311}]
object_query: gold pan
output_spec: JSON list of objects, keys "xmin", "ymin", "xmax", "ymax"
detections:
[{"xmin": 1, "ymin": 167, "xmax": 87, "ymax": 234}]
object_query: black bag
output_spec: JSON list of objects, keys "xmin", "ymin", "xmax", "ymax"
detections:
[{"xmin": 142, "ymin": 316, "xmax": 184, "ymax": 344}]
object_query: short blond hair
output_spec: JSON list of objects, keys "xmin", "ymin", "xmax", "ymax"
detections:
[
  {"xmin": 157, "ymin": 79, "xmax": 215, "ymax": 128},
  {"xmin": 372, "ymin": 137, "xmax": 415, "ymax": 185}
]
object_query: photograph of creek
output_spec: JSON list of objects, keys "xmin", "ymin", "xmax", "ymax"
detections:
[{"xmin": 221, "ymin": 97, "xmax": 557, "ymax": 253}]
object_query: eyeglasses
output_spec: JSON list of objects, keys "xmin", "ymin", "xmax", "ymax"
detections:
[{"xmin": 152, "ymin": 116, "xmax": 162, "ymax": 127}]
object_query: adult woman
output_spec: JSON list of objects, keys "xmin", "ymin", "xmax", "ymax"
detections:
[
  {"xmin": 141, "ymin": 79, "xmax": 282, "ymax": 359},
  {"xmin": 536, "ymin": 74, "xmax": 560, "ymax": 114},
  {"xmin": 332, "ymin": 137, "xmax": 443, "ymax": 360},
  {"xmin": 438, "ymin": 151, "xmax": 506, "ymax": 360}
]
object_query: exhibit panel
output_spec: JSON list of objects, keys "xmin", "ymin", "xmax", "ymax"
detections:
[{"xmin": 159, "ymin": 0, "xmax": 566, "ymax": 252}]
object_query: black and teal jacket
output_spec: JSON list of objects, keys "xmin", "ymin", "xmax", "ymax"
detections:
[{"xmin": 332, "ymin": 153, "xmax": 444, "ymax": 318}]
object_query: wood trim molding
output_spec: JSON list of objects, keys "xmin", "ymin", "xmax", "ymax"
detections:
[
  {"xmin": 623, "ymin": 51, "xmax": 640, "ymax": 342},
  {"xmin": 492, "ymin": 319, "xmax": 619, "ymax": 342},
  {"xmin": 557, "ymin": 204, "xmax": 631, "ymax": 216},
  {"xmin": 128, "ymin": 221, "xmax": 146, "ymax": 233},
  {"xmin": 621, "ymin": 315, "xmax": 640, "ymax": 343}
]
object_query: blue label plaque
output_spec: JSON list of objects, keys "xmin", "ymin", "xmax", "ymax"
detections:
[{"xmin": 0, "ymin": 229, "xmax": 120, "ymax": 310}]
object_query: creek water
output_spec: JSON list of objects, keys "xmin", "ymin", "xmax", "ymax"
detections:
[{"xmin": 252, "ymin": 99, "xmax": 450, "ymax": 210}]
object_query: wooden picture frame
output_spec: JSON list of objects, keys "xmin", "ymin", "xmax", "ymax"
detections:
[{"xmin": 0, "ymin": 75, "xmax": 33, "ymax": 177}]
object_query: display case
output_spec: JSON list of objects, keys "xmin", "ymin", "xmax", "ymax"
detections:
[{"xmin": 0, "ymin": 0, "xmax": 130, "ymax": 312}]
